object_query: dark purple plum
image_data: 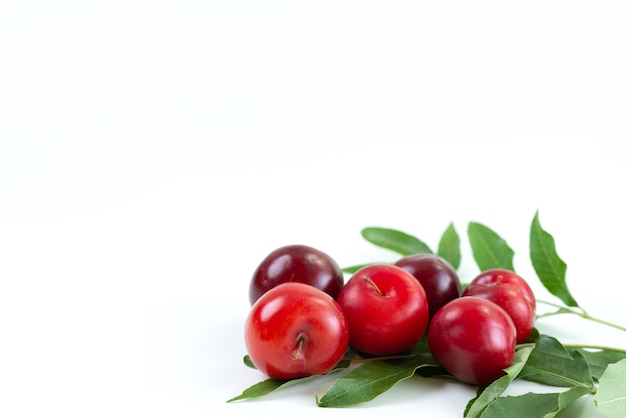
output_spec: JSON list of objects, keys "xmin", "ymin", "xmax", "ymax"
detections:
[
  {"xmin": 249, "ymin": 244, "xmax": 344, "ymax": 305},
  {"xmin": 394, "ymin": 253, "xmax": 461, "ymax": 319}
]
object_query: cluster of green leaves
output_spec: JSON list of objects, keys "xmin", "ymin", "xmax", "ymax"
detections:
[{"xmin": 228, "ymin": 210, "xmax": 626, "ymax": 418}]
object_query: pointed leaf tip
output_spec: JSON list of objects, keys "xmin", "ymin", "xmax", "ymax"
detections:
[
  {"xmin": 361, "ymin": 227, "xmax": 433, "ymax": 256},
  {"xmin": 529, "ymin": 211, "xmax": 577, "ymax": 307},
  {"xmin": 467, "ymin": 222, "xmax": 515, "ymax": 271},
  {"xmin": 437, "ymin": 222, "xmax": 461, "ymax": 270}
]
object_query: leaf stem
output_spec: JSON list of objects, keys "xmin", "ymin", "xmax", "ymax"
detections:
[
  {"xmin": 531, "ymin": 370, "xmax": 595, "ymax": 392},
  {"xmin": 562, "ymin": 344, "xmax": 626, "ymax": 354},
  {"xmin": 580, "ymin": 313, "xmax": 626, "ymax": 332},
  {"xmin": 515, "ymin": 343, "xmax": 536, "ymax": 350},
  {"xmin": 536, "ymin": 299, "xmax": 626, "ymax": 332}
]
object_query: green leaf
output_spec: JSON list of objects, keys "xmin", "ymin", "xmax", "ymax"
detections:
[
  {"xmin": 228, "ymin": 355, "xmax": 352, "ymax": 402},
  {"xmin": 467, "ymin": 222, "xmax": 515, "ymax": 271},
  {"xmin": 595, "ymin": 359, "xmax": 626, "ymax": 418},
  {"xmin": 342, "ymin": 263, "xmax": 378, "ymax": 274},
  {"xmin": 243, "ymin": 355, "xmax": 256, "ymax": 369},
  {"xmin": 316, "ymin": 347, "xmax": 437, "ymax": 407},
  {"xmin": 530, "ymin": 210, "xmax": 577, "ymax": 307},
  {"xmin": 464, "ymin": 346, "xmax": 534, "ymax": 418},
  {"xmin": 526, "ymin": 327, "xmax": 542, "ymax": 344},
  {"xmin": 574, "ymin": 348, "xmax": 626, "ymax": 380},
  {"xmin": 361, "ymin": 227, "xmax": 433, "ymax": 256},
  {"xmin": 529, "ymin": 334, "xmax": 574, "ymax": 360},
  {"xmin": 479, "ymin": 386, "xmax": 591, "ymax": 418},
  {"xmin": 519, "ymin": 335, "xmax": 594, "ymax": 389},
  {"xmin": 437, "ymin": 222, "xmax": 461, "ymax": 270},
  {"xmin": 226, "ymin": 376, "xmax": 314, "ymax": 402}
]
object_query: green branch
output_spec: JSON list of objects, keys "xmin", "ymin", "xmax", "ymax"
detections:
[{"xmin": 536, "ymin": 299, "xmax": 626, "ymax": 332}]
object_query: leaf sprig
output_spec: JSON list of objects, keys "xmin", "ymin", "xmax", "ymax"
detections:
[{"xmin": 228, "ymin": 210, "xmax": 626, "ymax": 417}]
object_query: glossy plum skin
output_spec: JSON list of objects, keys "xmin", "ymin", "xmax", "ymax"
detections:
[
  {"xmin": 427, "ymin": 296, "xmax": 517, "ymax": 386},
  {"xmin": 463, "ymin": 282, "xmax": 535, "ymax": 343},
  {"xmin": 249, "ymin": 244, "xmax": 344, "ymax": 305},
  {"xmin": 394, "ymin": 254, "xmax": 461, "ymax": 319},
  {"xmin": 337, "ymin": 264, "xmax": 429, "ymax": 356},
  {"xmin": 245, "ymin": 282, "xmax": 349, "ymax": 380},
  {"xmin": 467, "ymin": 268, "xmax": 536, "ymax": 308}
]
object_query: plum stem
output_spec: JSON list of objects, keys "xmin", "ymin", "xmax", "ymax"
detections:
[
  {"xmin": 364, "ymin": 276, "xmax": 383, "ymax": 296},
  {"xmin": 292, "ymin": 335, "xmax": 305, "ymax": 360}
]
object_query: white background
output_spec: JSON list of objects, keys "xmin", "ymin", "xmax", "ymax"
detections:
[{"xmin": 1, "ymin": 1, "xmax": 625, "ymax": 417}]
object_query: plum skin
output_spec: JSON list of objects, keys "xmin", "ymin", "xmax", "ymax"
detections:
[
  {"xmin": 249, "ymin": 244, "xmax": 344, "ymax": 305},
  {"xmin": 394, "ymin": 253, "xmax": 461, "ymax": 319}
]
